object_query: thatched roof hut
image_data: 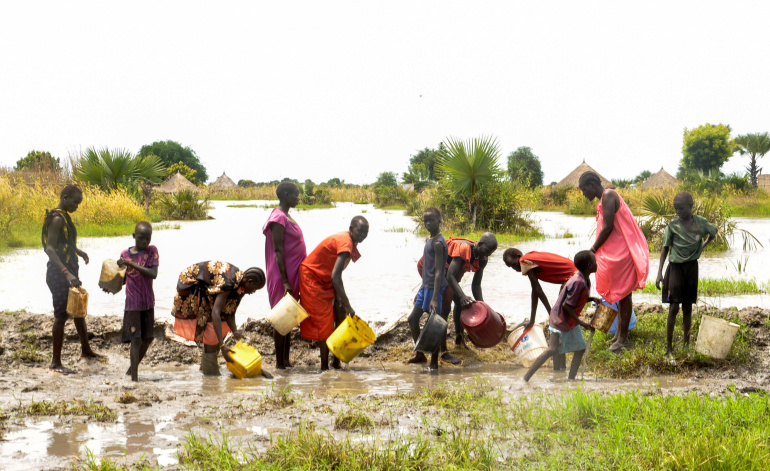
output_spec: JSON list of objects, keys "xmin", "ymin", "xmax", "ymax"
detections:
[
  {"xmin": 641, "ymin": 167, "xmax": 679, "ymax": 190},
  {"xmin": 555, "ymin": 161, "xmax": 612, "ymax": 188},
  {"xmin": 157, "ymin": 172, "xmax": 198, "ymax": 194},
  {"xmin": 210, "ymin": 172, "xmax": 237, "ymax": 190}
]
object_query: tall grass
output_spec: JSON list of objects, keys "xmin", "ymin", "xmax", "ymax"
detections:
[
  {"xmin": 207, "ymin": 185, "xmax": 375, "ymax": 203},
  {"xmin": 156, "ymin": 189, "xmax": 211, "ymax": 220},
  {"xmin": 642, "ymin": 278, "xmax": 770, "ymax": 296},
  {"xmin": 0, "ymin": 174, "xmax": 147, "ymax": 252}
]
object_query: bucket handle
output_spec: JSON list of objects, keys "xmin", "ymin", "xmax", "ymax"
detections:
[{"xmin": 511, "ymin": 326, "xmax": 533, "ymax": 351}]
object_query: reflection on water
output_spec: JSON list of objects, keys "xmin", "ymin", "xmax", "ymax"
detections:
[{"xmin": 0, "ymin": 204, "xmax": 767, "ymax": 326}]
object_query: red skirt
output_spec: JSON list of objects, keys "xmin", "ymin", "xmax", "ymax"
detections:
[{"xmin": 298, "ymin": 265, "xmax": 337, "ymax": 341}]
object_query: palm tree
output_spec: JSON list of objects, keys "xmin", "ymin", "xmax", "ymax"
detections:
[
  {"xmin": 436, "ymin": 135, "xmax": 502, "ymax": 228},
  {"xmin": 73, "ymin": 147, "xmax": 166, "ymax": 214},
  {"xmin": 734, "ymin": 132, "xmax": 770, "ymax": 188}
]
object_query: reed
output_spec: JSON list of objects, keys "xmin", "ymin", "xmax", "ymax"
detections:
[{"xmin": 207, "ymin": 185, "xmax": 375, "ymax": 203}]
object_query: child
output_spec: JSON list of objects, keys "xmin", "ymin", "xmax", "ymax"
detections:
[
  {"xmin": 523, "ymin": 250, "xmax": 599, "ymax": 381},
  {"xmin": 655, "ymin": 191, "xmax": 717, "ymax": 357},
  {"xmin": 299, "ymin": 216, "xmax": 368, "ymax": 370},
  {"xmin": 407, "ymin": 208, "xmax": 449, "ymax": 370},
  {"xmin": 504, "ymin": 248, "xmax": 577, "ymax": 371},
  {"xmin": 42, "ymin": 184, "xmax": 100, "ymax": 374},
  {"xmin": 118, "ymin": 222, "xmax": 159, "ymax": 381}
]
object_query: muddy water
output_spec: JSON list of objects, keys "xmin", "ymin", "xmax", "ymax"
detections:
[
  {"xmin": 0, "ymin": 203, "xmax": 768, "ymax": 328},
  {"xmin": 0, "ymin": 362, "xmax": 731, "ymax": 470}
]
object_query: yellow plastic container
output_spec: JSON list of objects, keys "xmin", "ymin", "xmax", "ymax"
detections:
[
  {"xmin": 226, "ymin": 341, "xmax": 262, "ymax": 379},
  {"xmin": 267, "ymin": 293, "xmax": 309, "ymax": 336},
  {"xmin": 67, "ymin": 286, "xmax": 89, "ymax": 318},
  {"xmin": 326, "ymin": 314, "xmax": 377, "ymax": 363}
]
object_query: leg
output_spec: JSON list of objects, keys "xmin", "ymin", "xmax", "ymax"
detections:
[
  {"xmin": 568, "ymin": 349, "xmax": 585, "ymax": 380},
  {"xmin": 429, "ymin": 350, "xmax": 439, "ymax": 370},
  {"xmin": 50, "ymin": 317, "xmax": 75, "ymax": 374},
  {"xmin": 129, "ymin": 338, "xmax": 141, "ymax": 381},
  {"xmin": 553, "ymin": 352, "xmax": 567, "ymax": 371},
  {"xmin": 273, "ymin": 330, "xmax": 287, "ymax": 369},
  {"xmin": 407, "ymin": 306, "xmax": 427, "ymax": 363},
  {"xmin": 283, "ymin": 333, "xmax": 292, "ymax": 367},
  {"xmin": 682, "ymin": 303, "xmax": 693, "ymax": 348},
  {"xmin": 73, "ymin": 317, "xmax": 99, "ymax": 358},
  {"xmin": 666, "ymin": 303, "xmax": 680, "ymax": 355},
  {"xmin": 319, "ymin": 341, "xmax": 330, "ymax": 371},
  {"xmin": 330, "ymin": 303, "xmax": 346, "ymax": 370},
  {"xmin": 609, "ymin": 294, "xmax": 632, "ymax": 352},
  {"xmin": 201, "ymin": 344, "xmax": 221, "ymax": 375},
  {"xmin": 524, "ymin": 332, "xmax": 560, "ymax": 382},
  {"xmin": 452, "ymin": 300, "xmax": 466, "ymax": 348}
]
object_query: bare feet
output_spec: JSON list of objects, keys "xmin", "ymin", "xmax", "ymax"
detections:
[
  {"xmin": 331, "ymin": 357, "xmax": 342, "ymax": 370},
  {"xmin": 608, "ymin": 340, "xmax": 628, "ymax": 353},
  {"xmin": 428, "ymin": 362, "xmax": 438, "ymax": 370},
  {"xmin": 276, "ymin": 363, "xmax": 286, "ymax": 370},
  {"xmin": 454, "ymin": 334, "xmax": 468, "ymax": 349},
  {"xmin": 441, "ymin": 352, "xmax": 462, "ymax": 365},
  {"xmin": 50, "ymin": 364, "xmax": 76, "ymax": 375},
  {"xmin": 80, "ymin": 350, "xmax": 103, "ymax": 359},
  {"xmin": 407, "ymin": 352, "xmax": 428, "ymax": 364}
]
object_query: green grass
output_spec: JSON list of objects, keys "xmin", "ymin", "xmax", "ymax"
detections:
[
  {"xmin": 226, "ymin": 203, "xmax": 334, "ymax": 210},
  {"xmin": 451, "ymin": 228, "xmax": 545, "ymax": 245},
  {"xmin": 334, "ymin": 407, "xmax": 375, "ymax": 431},
  {"xmin": 18, "ymin": 399, "xmax": 117, "ymax": 422},
  {"xmin": 377, "ymin": 204, "xmax": 407, "ymax": 210},
  {"xmin": 642, "ymin": 278, "xmax": 770, "ymax": 296},
  {"xmin": 587, "ymin": 310, "xmax": 754, "ymax": 378},
  {"xmin": 73, "ymin": 383, "xmax": 770, "ymax": 471},
  {"xmin": 12, "ymin": 333, "xmax": 47, "ymax": 362}
]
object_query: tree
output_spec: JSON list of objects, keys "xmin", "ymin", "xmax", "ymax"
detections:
[
  {"xmin": 633, "ymin": 170, "xmax": 653, "ymax": 186},
  {"xmin": 734, "ymin": 132, "xmax": 770, "ymax": 188},
  {"xmin": 506, "ymin": 146, "xmax": 543, "ymax": 188},
  {"xmin": 678, "ymin": 123, "xmax": 734, "ymax": 177},
  {"xmin": 325, "ymin": 177, "xmax": 344, "ymax": 187},
  {"xmin": 138, "ymin": 140, "xmax": 208, "ymax": 184},
  {"xmin": 238, "ymin": 179, "xmax": 257, "ymax": 187},
  {"xmin": 407, "ymin": 146, "xmax": 443, "ymax": 182},
  {"xmin": 16, "ymin": 150, "xmax": 61, "ymax": 172},
  {"xmin": 167, "ymin": 161, "xmax": 197, "ymax": 182},
  {"xmin": 373, "ymin": 172, "xmax": 398, "ymax": 188},
  {"xmin": 437, "ymin": 135, "xmax": 503, "ymax": 228}
]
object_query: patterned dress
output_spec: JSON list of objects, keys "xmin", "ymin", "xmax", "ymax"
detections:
[
  {"xmin": 172, "ymin": 261, "xmax": 246, "ymax": 344},
  {"xmin": 42, "ymin": 208, "xmax": 78, "ymax": 319}
]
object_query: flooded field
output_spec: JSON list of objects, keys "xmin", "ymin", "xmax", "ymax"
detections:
[{"xmin": 1, "ymin": 202, "xmax": 768, "ymax": 327}]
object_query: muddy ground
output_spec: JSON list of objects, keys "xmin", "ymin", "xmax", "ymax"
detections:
[{"xmin": 0, "ymin": 305, "xmax": 768, "ymax": 470}]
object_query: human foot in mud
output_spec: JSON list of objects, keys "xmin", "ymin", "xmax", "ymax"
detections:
[
  {"xmin": 331, "ymin": 356, "xmax": 342, "ymax": 370},
  {"xmin": 80, "ymin": 349, "xmax": 104, "ymax": 360},
  {"xmin": 454, "ymin": 333, "xmax": 468, "ymax": 349},
  {"xmin": 407, "ymin": 352, "xmax": 428, "ymax": 363},
  {"xmin": 441, "ymin": 352, "xmax": 462, "ymax": 365},
  {"xmin": 608, "ymin": 340, "xmax": 628, "ymax": 353},
  {"xmin": 50, "ymin": 363, "xmax": 76, "ymax": 375}
]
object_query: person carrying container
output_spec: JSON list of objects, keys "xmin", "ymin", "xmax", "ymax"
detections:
[
  {"xmin": 298, "ymin": 216, "xmax": 369, "ymax": 371},
  {"xmin": 655, "ymin": 191, "xmax": 717, "ymax": 358},
  {"xmin": 503, "ymin": 248, "xmax": 577, "ymax": 371}
]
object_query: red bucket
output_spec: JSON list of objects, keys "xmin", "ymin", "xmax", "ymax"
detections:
[{"xmin": 460, "ymin": 301, "xmax": 507, "ymax": 348}]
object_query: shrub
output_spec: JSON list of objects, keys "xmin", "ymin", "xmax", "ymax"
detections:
[{"xmin": 156, "ymin": 190, "xmax": 210, "ymax": 220}]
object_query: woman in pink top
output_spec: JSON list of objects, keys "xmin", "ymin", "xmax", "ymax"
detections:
[
  {"xmin": 263, "ymin": 182, "xmax": 307, "ymax": 369},
  {"xmin": 579, "ymin": 171, "xmax": 649, "ymax": 352}
]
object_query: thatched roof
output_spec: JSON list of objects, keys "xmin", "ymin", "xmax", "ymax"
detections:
[
  {"xmin": 555, "ymin": 161, "xmax": 612, "ymax": 188},
  {"xmin": 157, "ymin": 172, "xmax": 198, "ymax": 194},
  {"xmin": 210, "ymin": 172, "xmax": 237, "ymax": 190},
  {"xmin": 641, "ymin": 167, "xmax": 678, "ymax": 190}
]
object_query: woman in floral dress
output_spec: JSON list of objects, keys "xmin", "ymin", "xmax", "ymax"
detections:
[{"xmin": 172, "ymin": 261, "xmax": 265, "ymax": 375}]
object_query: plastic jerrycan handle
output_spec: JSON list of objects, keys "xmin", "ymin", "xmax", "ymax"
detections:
[{"xmin": 511, "ymin": 326, "xmax": 533, "ymax": 351}]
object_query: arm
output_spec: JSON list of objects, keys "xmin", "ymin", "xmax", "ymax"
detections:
[
  {"xmin": 525, "ymin": 272, "xmax": 549, "ymax": 328},
  {"xmin": 76, "ymin": 248, "xmax": 89, "ymax": 265},
  {"xmin": 655, "ymin": 247, "xmax": 670, "ymax": 289},
  {"xmin": 591, "ymin": 190, "xmax": 619, "ymax": 253},
  {"xmin": 224, "ymin": 314, "xmax": 242, "ymax": 341},
  {"xmin": 701, "ymin": 227, "xmax": 718, "ymax": 252},
  {"xmin": 447, "ymin": 258, "xmax": 473, "ymax": 307},
  {"xmin": 562, "ymin": 301, "xmax": 593, "ymax": 331},
  {"xmin": 430, "ymin": 240, "xmax": 445, "ymax": 314},
  {"xmin": 470, "ymin": 258, "xmax": 487, "ymax": 301},
  {"xmin": 210, "ymin": 291, "xmax": 234, "ymax": 362},
  {"xmin": 44, "ymin": 215, "xmax": 81, "ymax": 287},
  {"xmin": 117, "ymin": 259, "xmax": 158, "ymax": 279},
  {"xmin": 270, "ymin": 222, "xmax": 293, "ymax": 294},
  {"xmin": 331, "ymin": 252, "xmax": 355, "ymax": 316}
]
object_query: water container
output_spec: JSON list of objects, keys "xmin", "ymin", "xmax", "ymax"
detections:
[
  {"xmin": 508, "ymin": 325, "xmax": 548, "ymax": 365},
  {"xmin": 98, "ymin": 259, "xmax": 126, "ymax": 294},
  {"xmin": 580, "ymin": 303, "xmax": 618, "ymax": 333},
  {"xmin": 414, "ymin": 310, "xmax": 447, "ymax": 354},
  {"xmin": 695, "ymin": 314, "xmax": 740, "ymax": 359},
  {"xmin": 326, "ymin": 314, "xmax": 377, "ymax": 363},
  {"xmin": 226, "ymin": 341, "xmax": 263, "ymax": 378},
  {"xmin": 66, "ymin": 286, "xmax": 88, "ymax": 318},
  {"xmin": 267, "ymin": 293, "xmax": 309, "ymax": 336},
  {"xmin": 460, "ymin": 301, "xmax": 507, "ymax": 348}
]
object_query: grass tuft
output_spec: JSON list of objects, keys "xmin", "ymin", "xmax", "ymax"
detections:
[
  {"xmin": 19, "ymin": 399, "xmax": 117, "ymax": 422},
  {"xmin": 334, "ymin": 407, "xmax": 374, "ymax": 431},
  {"xmin": 642, "ymin": 278, "xmax": 769, "ymax": 296},
  {"xmin": 115, "ymin": 392, "xmax": 138, "ymax": 404}
]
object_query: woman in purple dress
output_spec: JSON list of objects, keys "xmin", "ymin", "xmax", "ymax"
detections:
[{"xmin": 263, "ymin": 182, "xmax": 307, "ymax": 369}]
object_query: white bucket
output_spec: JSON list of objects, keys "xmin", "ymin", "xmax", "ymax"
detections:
[
  {"xmin": 508, "ymin": 325, "xmax": 548, "ymax": 365},
  {"xmin": 267, "ymin": 293, "xmax": 309, "ymax": 336},
  {"xmin": 695, "ymin": 314, "xmax": 740, "ymax": 359}
]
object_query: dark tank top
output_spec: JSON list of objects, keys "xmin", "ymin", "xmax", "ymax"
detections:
[{"xmin": 421, "ymin": 234, "xmax": 448, "ymax": 290}]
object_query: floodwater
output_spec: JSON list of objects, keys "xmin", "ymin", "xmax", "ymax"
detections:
[
  {"xmin": 0, "ymin": 362, "xmax": 730, "ymax": 470},
  {"xmin": 1, "ymin": 202, "xmax": 768, "ymax": 327}
]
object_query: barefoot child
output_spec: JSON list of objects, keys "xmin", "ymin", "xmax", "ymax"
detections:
[
  {"xmin": 43, "ymin": 184, "xmax": 100, "ymax": 374},
  {"xmin": 504, "ymin": 248, "xmax": 577, "ymax": 371},
  {"xmin": 655, "ymin": 191, "xmax": 717, "ymax": 357},
  {"xmin": 118, "ymin": 222, "xmax": 159, "ymax": 381},
  {"xmin": 407, "ymin": 208, "xmax": 448, "ymax": 369},
  {"xmin": 523, "ymin": 251, "xmax": 600, "ymax": 381},
  {"xmin": 299, "ymin": 216, "xmax": 369, "ymax": 370}
]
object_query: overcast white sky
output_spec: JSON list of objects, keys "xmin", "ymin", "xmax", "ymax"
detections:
[{"xmin": 1, "ymin": 1, "xmax": 768, "ymax": 184}]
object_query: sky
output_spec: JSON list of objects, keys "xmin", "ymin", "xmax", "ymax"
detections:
[{"xmin": 1, "ymin": 1, "xmax": 768, "ymax": 185}]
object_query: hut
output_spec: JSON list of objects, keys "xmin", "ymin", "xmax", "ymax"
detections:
[
  {"xmin": 758, "ymin": 174, "xmax": 770, "ymax": 191},
  {"xmin": 210, "ymin": 172, "xmax": 237, "ymax": 191},
  {"xmin": 157, "ymin": 172, "xmax": 198, "ymax": 194},
  {"xmin": 555, "ymin": 161, "xmax": 612, "ymax": 188},
  {"xmin": 641, "ymin": 167, "xmax": 679, "ymax": 190}
]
